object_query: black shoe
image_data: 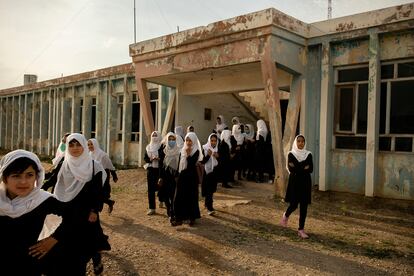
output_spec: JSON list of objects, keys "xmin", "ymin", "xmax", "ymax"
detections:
[
  {"xmin": 171, "ymin": 220, "xmax": 183, "ymax": 227},
  {"xmin": 93, "ymin": 262, "xmax": 104, "ymax": 275},
  {"xmin": 222, "ymin": 184, "xmax": 233, "ymax": 188},
  {"xmin": 108, "ymin": 200, "xmax": 115, "ymax": 214},
  {"xmin": 189, "ymin": 219, "xmax": 195, "ymax": 226}
]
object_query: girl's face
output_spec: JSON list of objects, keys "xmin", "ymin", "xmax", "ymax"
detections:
[
  {"xmin": 87, "ymin": 141, "xmax": 94, "ymax": 152},
  {"xmin": 68, "ymin": 140, "xmax": 84, "ymax": 157},
  {"xmin": 168, "ymin": 135, "xmax": 176, "ymax": 142},
  {"xmin": 185, "ymin": 137, "xmax": 193, "ymax": 147},
  {"xmin": 296, "ymin": 136, "xmax": 305, "ymax": 150},
  {"xmin": 4, "ymin": 166, "xmax": 37, "ymax": 199},
  {"xmin": 216, "ymin": 117, "xmax": 221, "ymax": 124},
  {"xmin": 210, "ymin": 136, "xmax": 218, "ymax": 148}
]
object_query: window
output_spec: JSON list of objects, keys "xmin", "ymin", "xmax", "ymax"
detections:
[
  {"xmin": 335, "ymin": 66, "xmax": 368, "ymax": 150},
  {"xmin": 117, "ymin": 95, "xmax": 123, "ymax": 141},
  {"xmin": 91, "ymin": 97, "xmax": 96, "ymax": 139},
  {"xmin": 380, "ymin": 60, "xmax": 414, "ymax": 152},
  {"xmin": 335, "ymin": 61, "xmax": 414, "ymax": 152},
  {"xmin": 150, "ymin": 89, "xmax": 159, "ymax": 130},
  {"xmin": 131, "ymin": 93, "xmax": 140, "ymax": 142}
]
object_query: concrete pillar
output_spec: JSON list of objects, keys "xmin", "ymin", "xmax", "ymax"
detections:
[
  {"xmin": 82, "ymin": 84, "xmax": 92, "ymax": 139},
  {"xmin": 96, "ymin": 82, "xmax": 104, "ymax": 143},
  {"xmin": 48, "ymin": 89, "xmax": 54, "ymax": 155},
  {"xmin": 71, "ymin": 86, "xmax": 80, "ymax": 133},
  {"xmin": 121, "ymin": 77, "xmax": 131, "ymax": 165},
  {"xmin": 61, "ymin": 96, "xmax": 71, "ymax": 137},
  {"xmin": 260, "ymin": 37, "xmax": 287, "ymax": 197},
  {"xmin": 17, "ymin": 95, "xmax": 25, "ymax": 149},
  {"xmin": 39, "ymin": 91, "xmax": 49, "ymax": 155},
  {"xmin": 283, "ymin": 75, "xmax": 303, "ymax": 156},
  {"xmin": 32, "ymin": 92, "xmax": 41, "ymax": 152},
  {"xmin": 106, "ymin": 80, "xmax": 117, "ymax": 156},
  {"xmin": 365, "ymin": 33, "xmax": 381, "ymax": 197},
  {"xmin": 319, "ymin": 41, "xmax": 334, "ymax": 191},
  {"xmin": 134, "ymin": 69, "xmax": 155, "ymax": 135},
  {"xmin": 24, "ymin": 93, "xmax": 33, "ymax": 150},
  {"xmin": 100, "ymin": 81, "xmax": 109, "ymax": 152},
  {"xmin": 0, "ymin": 97, "xmax": 3, "ymax": 148}
]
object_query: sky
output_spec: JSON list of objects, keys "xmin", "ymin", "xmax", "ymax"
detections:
[{"xmin": 0, "ymin": 0, "xmax": 412, "ymax": 89}]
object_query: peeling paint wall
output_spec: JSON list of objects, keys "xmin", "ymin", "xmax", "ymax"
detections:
[
  {"xmin": 377, "ymin": 154, "xmax": 414, "ymax": 200},
  {"xmin": 380, "ymin": 31, "xmax": 414, "ymax": 60},
  {"xmin": 330, "ymin": 151, "xmax": 366, "ymax": 194},
  {"xmin": 332, "ymin": 39, "xmax": 369, "ymax": 66}
]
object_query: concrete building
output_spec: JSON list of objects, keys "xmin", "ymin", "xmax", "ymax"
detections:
[{"xmin": 1, "ymin": 4, "xmax": 413, "ymax": 200}]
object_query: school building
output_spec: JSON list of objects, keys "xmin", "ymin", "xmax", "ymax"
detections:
[{"xmin": 0, "ymin": 4, "xmax": 413, "ymax": 200}]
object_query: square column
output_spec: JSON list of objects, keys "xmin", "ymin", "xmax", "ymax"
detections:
[{"xmin": 365, "ymin": 33, "xmax": 381, "ymax": 197}]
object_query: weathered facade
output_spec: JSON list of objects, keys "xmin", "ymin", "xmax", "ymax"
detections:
[
  {"xmin": 129, "ymin": 4, "xmax": 414, "ymax": 200},
  {"xmin": 0, "ymin": 4, "xmax": 413, "ymax": 200}
]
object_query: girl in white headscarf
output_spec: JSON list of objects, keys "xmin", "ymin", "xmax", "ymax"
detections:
[
  {"xmin": 174, "ymin": 126, "xmax": 185, "ymax": 147},
  {"xmin": 172, "ymin": 132, "xmax": 202, "ymax": 226},
  {"xmin": 218, "ymin": 130, "xmax": 233, "ymax": 188},
  {"xmin": 201, "ymin": 133, "xmax": 220, "ymax": 215},
  {"xmin": 215, "ymin": 115, "xmax": 228, "ymax": 136},
  {"xmin": 280, "ymin": 135, "xmax": 313, "ymax": 239},
  {"xmin": 159, "ymin": 132, "xmax": 182, "ymax": 219},
  {"xmin": 49, "ymin": 133, "xmax": 110, "ymax": 275},
  {"xmin": 243, "ymin": 124, "xmax": 256, "ymax": 181},
  {"xmin": 231, "ymin": 124, "xmax": 245, "ymax": 182},
  {"xmin": 0, "ymin": 150, "xmax": 66, "ymax": 275},
  {"xmin": 144, "ymin": 131, "xmax": 164, "ymax": 215},
  {"xmin": 255, "ymin": 119, "xmax": 269, "ymax": 183},
  {"xmin": 88, "ymin": 138, "xmax": 118, "ymax": 214}
]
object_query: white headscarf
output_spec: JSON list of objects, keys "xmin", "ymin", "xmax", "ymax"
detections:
[
  {"xmin": 244, "ymin": 124, "xmax": 255, "ymax": 141},
  {"xmin": 256, "ymin": 119, "xmax": 268, "ymax": 141},
  {"xmin": 52, "ymin": 142, "xmax": 66, "ymax": 166},
  {"xmin": 186, "ymin": 125, "xmax": 194, "ymax": 133},
  {"xmin": 54, "ymin": 133, "xmax": 106, "ymax": 202},
  {"xmin": 0, "ymin": 150, "xmax": 51, "ymax": 218},
  {"xmin": 88, "ymin": 138, "xmax": 115, "ymax": 170},
  {"xmin": 162, "ymin": 132, "xmax": 182, "ymax": 173},
  {"xmin": 220, "ymin": 129, "xmax": 232, "ymax": 149},
  {"xmin": 174, "ymin": 126, "xmax": 185, "ymax": 147},
  {"xmin": 232, "ymin": 124, "xmax": 245, "ymax": 145},
  {"xmin": 215, "ymin": 115, "xmax": 227, "ymax": 135},
  {"xmin": 203, "ymin": 133, "xmax": 219, "ymax": 175},
  {"xmin": 179, "ymin": 132, "xmax": 202, "ymax": 173},
  {"xmin": 146, "ymin": 131, "xmax": 162, "ymax": 168},
  {"xmin": 231, "ymin": 116, "xmax": 240, "ymax": 125},
  {"xmin": 288, "ymin": 135, "xmax": 311, "ymax": 167}
]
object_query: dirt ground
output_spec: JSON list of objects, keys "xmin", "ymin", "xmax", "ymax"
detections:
[
  {"xmin": 41, "ymin": 163, "xmax": 413, "ymax": 275},
  {"xmin": 70, "ymin": 166, "xmax": 414, "ymax": 275}
]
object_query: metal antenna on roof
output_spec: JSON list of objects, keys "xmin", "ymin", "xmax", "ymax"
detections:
[
  {"xmin": 134, "ymin": 0, "xmax": 137, "ymax": 43},
  {"xmin": 328, "ymin": 0, "xmax": 332, "ymax": 19}
]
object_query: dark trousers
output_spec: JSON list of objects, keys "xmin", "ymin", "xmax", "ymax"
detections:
[
  {"xmin": 205, "ymin": 194, "xmax": 214, "ymax": 211},
  {"xmin": 285, "ymin": 201, "xmax": 308, "ymax": 230},
  {"xmin": 147, "ymin": 168, "xmax": 159, "ymax": 209}
]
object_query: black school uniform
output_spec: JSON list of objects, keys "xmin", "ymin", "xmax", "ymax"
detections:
[
  {"xmin": 218, "ymin": 141, "xmax": 232, "ymax": 187},
  {"xmin": 144, "ymin": 145, "xmax": 165, "ymax": 210},
  {"xmin": 173, "ymin": 150, "xmax": 201, "ymax": 223},
  {"xmin": 0, "ymin": 197, "xmax": 66, "ymax": 276},
  {"xmin": 159, "ymin": 157, "xmax": 179, "ymax": 218},
  {"xmin": 254, "ymin": 134, "xmax": 267, "ymax": 182},
  {"xmin": 201, "ymin": 150, "xmax": 218, "ymax": 212}
]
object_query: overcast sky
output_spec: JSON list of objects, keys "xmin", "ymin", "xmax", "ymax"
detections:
[{"xmin": 0, "ymin": 0, "xmax": 411, "ymax": 89}]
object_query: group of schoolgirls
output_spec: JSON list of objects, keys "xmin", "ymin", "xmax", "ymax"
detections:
[
  {"xmin": 0, "ymin": 133, "xmax": 118, "ymax": 275},
  {"xmin": 214, "ymin": 115, "xmax": 275, "ymax": 184}
]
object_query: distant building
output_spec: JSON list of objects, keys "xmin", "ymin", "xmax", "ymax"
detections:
[{"xmin": 1, "ymin": 4, "xmax": 413, "ymax": 200}]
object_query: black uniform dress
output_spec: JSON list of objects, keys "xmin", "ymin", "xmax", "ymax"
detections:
[
  {"xmin": 254, "ymin": 134, "xmax": 267, "ymax": 182},
  {"xmin": 284, "ymin": 153, "xmax": 313, "ymax": 230},
  {"xmin": 159, "ymin": 156, "xmax": 178, "ymax": 218},
  {"xmin": 103, "ymin": 168, "xmax": 118, "ymax": 205},
  {"xmin": 218, "ymin": 141, "xmax": 232, "ymax": 188},
  {"xmin": 173, "ymin": 150, "xmax": 201, "ymax": 224},
  {"xmin": 42, "ymin": 162, "xmax": 110, "ymax": 275},
  {"xmin": 144, "ymin": 145, "xmax": 165, "ymax": 210},
  {"xmin": 0, "ymin": 197, "xmax": 66, "ymax": 276},
  {"xmin": 201, "ymin": 151, "xmax": 218, "ymax": 212}
]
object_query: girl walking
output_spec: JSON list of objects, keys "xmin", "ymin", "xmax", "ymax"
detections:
[
  {"xmin": 172, "ymin": 132, "xmax": 202, "ymax": 226},
  {"xmin": 280, "ymin": 135, "xmax": 313, "ymax": 239},
  {"xmin": 201, "ymin": 133, "xmax": 220, "ymax": 215},
  {"xmin": 88, "ymin": 138, "xmax": 118, "ymax": 214}
]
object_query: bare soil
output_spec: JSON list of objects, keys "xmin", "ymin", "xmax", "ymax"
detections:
[{"xmin": 42, "ymin": 163, "xmax": 413, "ymax": 275}]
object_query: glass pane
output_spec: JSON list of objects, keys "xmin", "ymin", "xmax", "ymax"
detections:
[
  {"xmin": 151, "ymin": 101, "xmax": 157, "ymax": 128},
  {"xmin": 338, "ymin": 67, "xmax": 369, "ymax": 82},
  {"xmin": 398, "ymin": 62, "xmax": 414, "ymax": 78},
  {"xmin": 150, "ymin": 90, "xmax": 159, "ymax": 100},
  {"xmin": 379, "ymin": 137, "xmax": 391, "ymax": 151},
  {"xmin": 395, "ymin": 137, "xmax": 412, "ymax": 152},
  {"xmin": 92, "ymin": 97, "xmax": 97, "ymax": 105},
  {"xmin": 118, "ymin": 95, "xmax": 123, "ymax": 103},
  {"xmin": 380, "ymin": 83, "xmax": 387, "ymax": 134},
  {"xmin": 118, "ymin": 133, "xmax": 122, "ymax": 141},
  {"xmin": 357, "ymin": 84, "xmax": 368, "ymax": 134},
  {"xmin": 119, "ymin": 106, "xmax": 123, "ymax": 131},
  {"xmin": 336, "ymin": 136, "xmax": 366, "ymax": 150},
  {"xmin": 338, "ymin": 87, "xmax": 354, "ymax": 131},
  {"xmin": 132, "ymin": 103, "xmax": 140, "ymax": 132},
  {"xmin": 390, "ymin": 80, "xmax": 414, "ymax": 134},
  {"xmin": 381, "ymin": 64, "xmax": 394, "ymax": 79}
]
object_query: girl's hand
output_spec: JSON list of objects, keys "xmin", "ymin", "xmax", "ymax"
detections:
[
  {"xmin": 186, "ymin": 147, "xmax": 192, "ymax": 155},
  {"xmin": 88, "ymin": 211, "xmax": 98, "ymax": 223},
  {"xmin": 304, "ymin": 165, "xmax": 310, "ymax": 170},
  {"xmin": 29, "ymin": 237, "xmax": 58, "ymax": 259},
  {"xmin": 207, "ymin": 149, "xmax": 213, "ymax": 156},
  {"xmin": 288, "ymin": 162, "xmax": 295, "ymax": 168}
]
